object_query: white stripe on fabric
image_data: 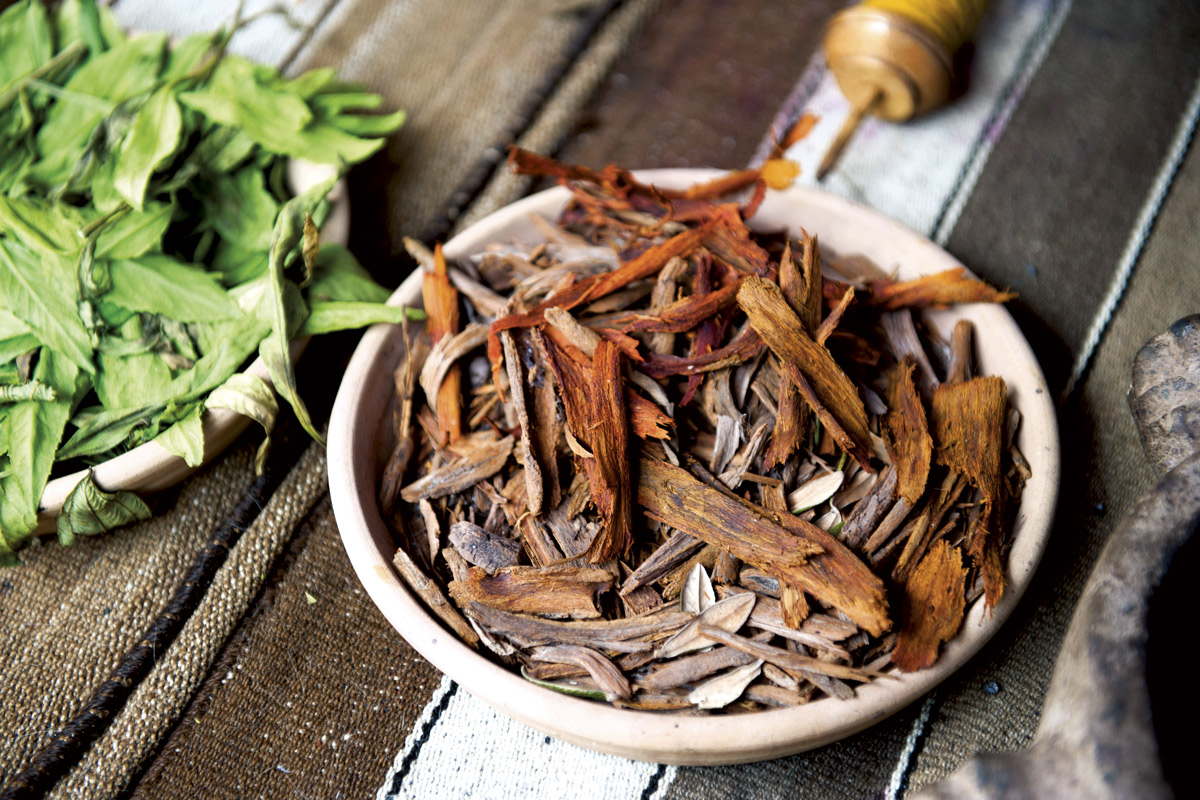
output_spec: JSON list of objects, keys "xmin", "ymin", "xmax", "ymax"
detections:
[
  {"xmin": 1061, "ymin": 65, "xmax": 1200, "ymax": 401},
  {"xmin": 782, "ymin": 0, "xmax": 1069, "ymax": 239},
  {"xmin": 886, "ymin": 693, "xmax": 937, "ymax": 800},
  {"xmin": 113, "ymin": 0, "xmax": 335, "ymax": 69},
  {"xmin": 379, "ymin": 681, "xmax": 673, "ymax": 800},
  {"xmin": 377, "ymin": 676, "xmax": 458, "ymax": 800}
]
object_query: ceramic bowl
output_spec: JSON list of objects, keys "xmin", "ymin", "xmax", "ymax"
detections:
[
  {"xmin": 34, "ymin": 161, "xmax": 349, "ymax": 534},
  {"xmin": 328, "ymin": 169, "xmax": 1060, "ymax": 765}
]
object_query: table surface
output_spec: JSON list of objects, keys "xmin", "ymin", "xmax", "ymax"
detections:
[{"xmin": 2, "ymin": 1, "xmax": 1199, "ymax": 798}]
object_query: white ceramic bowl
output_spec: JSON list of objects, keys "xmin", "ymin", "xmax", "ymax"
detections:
[
  {"xmin": 328, "ymin": 170, "xmax": 1060, "ymax": 765},
  {"xmin": 35, "ymin": 162, "xmax": 349, "ymax": 534}
]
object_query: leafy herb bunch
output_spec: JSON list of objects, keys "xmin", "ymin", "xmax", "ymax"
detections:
[{"xmin": 0, "ymin": 0, "xmax": 413, "ymax": 563}]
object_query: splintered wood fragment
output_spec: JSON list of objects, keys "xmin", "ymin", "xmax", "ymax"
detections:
[
  {"xmin": 882, "ymin": 310, "xmax": 939, "ymax": 396},
  {"xmin": 931, "ymin": 376, "xmax": 1008, "ymax": 609},
  {"xmin": 614, "ymin": 282, "xmax": 742, "ymax": 335},
  {"xmin": 864, "ymin": 496, "xmax": 914, "ymax": 554},
  {"xmin": 870, "ymin": 268, "xmax": 1016, "ymax": 310},
  {"xmin": 948, "ymin": 320, "xmax": 974, "ymax": 383},
  {"xmin": 738, "ymin": 277, "xmax": 874, "ymax": 470},
  {"xmin": 688, "ymin": 660, "xmax": 764, "ymax": 709},
  {"xmin": 696, "ymin": 625, "xmax": 877, "ymax": 682},
  {"xmin": 449, "ymin": 565, "xmax": 613, "ymax": 619},
  {"xmin": 647, "ymin": 256, "xmax": 689, "ymax": 355},
  {"xmin": 499, "ymin": 328, "xmax": 544, "ymax": 515},
  {"xmin": 619, "ymin": 568, "xmax": 663, "ymax": 617},
  {"xmin": 780, "ymin": 583, "xmax": 809, "ymax": 629},
  {"xmin": 658, "ymin": 592, "xmax": 757, "ymax": 659},
  {"xmin": 745, "ymin": 684, "xmax": 808, "ymax": 708},
  {"xmin": 529, "ymin": 645, "xmax": 631, "ymax": 701},
  {"xmin": 528, "ymin": 328, "xmax": 563, "ymax": 510},
  {"xmin": 620, "ymin": 530, "xmax": 705, "ymax": 595},
  {"xmin": 582, "ymin": 340, "xmax": 634, "ymax": 562},
  {"xmin": 720, "ymin": 587, "xmax": 851, "ymax": 656},
  {"xmin": 639, "ymin": 459, "xmax": 891, "ymax": 636},
  {"xmin": 638, "ymin": 459, "xmax": 822, "ymax": 577},
  {"xmin": 422, "ymin": 243, "xmax": 463, "ymax": 444},
  {"xmin": 717, "ymin": 421, "xmax": 770, "ymax": 489},
  {"xmin": 661, "ymin": 545, "xmax": 720, "ymax": 600},
  {"xmin": 763, "ymin": 374, "xmax": 804, "ymax": 469},
  {"xmin": 711, "ymin": 549, "xmax": 741, "ymax": 585},
  {"xmin": 518, "ymin": 514, "xmax": 566, "ymax": 568},
  {"xmin": 463, "ymin": 603, "xmax": 690, "ymax": 652},
  {"xmin": 379, "ymin": 327, "xmax": 422, "ymax": 517},
  {"xmin": 400, "ymin": 436, "xmax": 514, "ymax": 502},
  {"xmin": 638, "ymin": 328, "xmax": 764, "ymax": 378},
  {"xmin": 893, "ymin": 540, "xmax": 967, "ymax": 671},
  {"xmin": 638, "ymin": 645, "xmax": 757, "ymax": 691},
  {"xmin": 448, "ymin": 521, "xmax": 521, "ymax": 573},
  {"xmin": 815, "ymin": 285, "xmax": 855, "ymax": 347},
  {"xmin": 419, "ymin": 323, "xmax": 489, "ymax": 409},
  {"xmin": 393, "ymin": 548, "xmax": 479, "ymax": 647},
  {"xmin": 544, "ymin": 306, "xmax": 601, "ymax": 355},
  {"xmin": 884, "ymin": 359, "xmax": 933, "ymax": 505}
]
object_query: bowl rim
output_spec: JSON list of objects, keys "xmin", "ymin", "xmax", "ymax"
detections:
[{"xmin": 328, "ymin": 168, "xmax": 1061, "ymax": 765}]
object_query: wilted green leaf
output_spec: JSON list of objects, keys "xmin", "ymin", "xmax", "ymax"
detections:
[
  {"xmin": 94, "ymin": 201, "xmax": 172, "ymax": 259},
  {"xmin": 56, "ymin": 469, "xmax": 151, "ymax": 546},
  {"xmin": 113, "ymin": 84, "xmax": 182, "ymax": 209},
  {"xmin": 305, "ymin": 244, "xmax": 389, "ymax": 303},
  {"xmin": 0, "ymin": 194, "xmax": 85, "ymax": 253},
  {"xmin": 299, "ymin": 301, "xmax": 424, "ymax": 336},
  {"xmin": 0, "ymin": 239, "xmax": 94, "ymax": 374},
  {"xmin": 0, "ymin": 1, "xmax": 53, "ymax": 95},
  {"xmin": 153, "ymin": 401, "xmax": 204, "ymax": 467},
  {"xmin": 519, "ymin": 666, "xmax": 608, "ymax": 701},
  {"xmin": 207, "ymin": 372, "xmax": 278, "ymax": 473},
  {"xmin": 107, "ymin": 254, "xmax": 241, "ymax": 322}
]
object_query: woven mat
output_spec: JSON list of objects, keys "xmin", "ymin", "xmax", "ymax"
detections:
[{"xmin": 3, "ymin": 0, "xmax": 1199, "ymax": 798}]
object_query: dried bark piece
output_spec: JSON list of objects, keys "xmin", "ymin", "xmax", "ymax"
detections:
[
  {"xmin": 638, "ymin": 328, "xmax": 764, "ymax": 378},
  {"xmin": 931, "ymin": 375, "xmax": 1008, "ymax": 609},
  {"xmin": 463, "ymin": 603, "xmax": 690, "ymax": 652},
  {"xmin": 517, "ymin": 514, "xmax": 566, "ymax": 568},
  {"xmin": 379, "ymin": 328, "xmax": 423, "ymax": 517},
  {"xmin": 419, "ymin": 323, "xmax": 489, "ymax": 408},
  {"xmin": 528, "ymin": 328, "xmax": 563, "ymax": 510},
  {"xmin": 882, "ymin": 310, "xmax": 940, "ymax": 397},
  {"xmin": 884, "ymin": 359, "xmax": 933, "ymax": 505},
  {"xmin": 638, "ymin": 645, "xmax": 757, "ymax": 691},
  {"xmin": 620, "ymin": 530, "xmax": 705, "ymax": 596},
  {"xmin": 815, "ymin": 285, "xmax": 855, "ymax": 347},
  {"xmin": 893, "ymin": 540, "xmax": 967, "ymax": 672},
  {"xmin": 646, "ymin": 256, "xmax": 689, "ymax": 355},
  {"xmin": 393, "ymin": 548, "xmax": 479, "ymax": 648},
  {"xmin": 696, "ymin": 625, "xmax": 875, "ymax": 682},
  {"xmin": 422, "ymin": 243, "xmax": 463, "ymax": 444},
  {"xmin": 869, "ymin": 267, "xmax": 1016, "ymax": 310},
  {"xmin": 658, "ymin": 592, "xmax": 757, "ymax": 659},
  {"xmin": 738, "ymin": 276, "xmax": 874, "ymax": 470},
  {"xmin": 947, "ymin": 320, "xmax": 973, "ymax": 384},
  {"xmin": 544, "ymin": 306, "xmax": 601, "ymax": 355},
  {"xmin": 448, "ymin": 521, "xmax": 522, "ymax": 573},
  {"xmin": 400, "ymin": 436, "xmax": 514, "ymax": 503},
  {"xmin": 688, "ymin": 660, "xmax": 764, "ymax": 710},
  {"xmin": 639, "ymin": 459, "xmax": 890, "ymax": 636},
  {"xmin": 498, "ymin": 327, "xmax": 545, "ymax": 516},
  {"xmin": 529, "ymin": 645, "xmax": 631, "ymax": 701},
  {"xmin": 613, "ymin": 282, "xmax": 742, "ymax": 335},
  {"xmin": 581, "ymin": 340, "xmax": 633, "ymax": 563},
  {"xmin": 780, "ymin": 583, "xmax": 809, "ymax": 629},
  {"xmin": 449, "ymin": 565, "xmax": 613, "ymax": 619}
]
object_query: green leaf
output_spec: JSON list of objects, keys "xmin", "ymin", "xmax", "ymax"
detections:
[
  {"xmin": 519, "ymin": 666, "xmax": 608, "ymax": 701},
  {"xmin": 207, "ymin": 372, "xmax": 277, "ymax": 473},
  {"xmin": 254, "ymin": 175, "xmax": 336, "ymax": 443},
  {"xmin": 55, "ymin": 469, "xmax": 151, "ymax": 547},
  {"xmin": 94, "ymin": 201, "xmax": 172, "ymax": 259},
  {"xmin": 0, "ymin": 348, "xmax": 79, "ymax": 549},
  {"xmin": 305, "ymin": 244, "xmax": 390, "ymax": 303},
  {"xmin": 94, "ymin": 350, "xmax": 172, "ymax": 409},
  {"xmin": 0, "ymin": 239, "xmax": 94, "ymax": 374},
  {"xmin": 207, "ymin": 166, "xmax": 278, "ymax": 251},
  {"xmin": 113, "ymin": 84, "xmax": 182, "ymax": 209},
  {"xmin": 161, "ymin": 32, "xmax": 218, "ymax": 82},
  {"xmin": 178, "ymin": 56, "xmax": 312, "ymax": 154},
  {"xmin": 107, "ymin": 254, "xmax": 241, "ymax": 322},
  {"xmin": 0, "ymin": 1, "xmax": 53, "ymax": 95},
  {"xmin": 153, "ymin": 402, "xmax": 204, "ymax": 467},
  {"xmin": 299, "ymin": 301, "xmax": 424, "ymax": 336},
  {"xmin": 0, "ymin": 309, "xmax": 38, "ymax": 363},
  {"xmin": 0, "ymin": 194, "xmax": 86, "ymax": 253}
]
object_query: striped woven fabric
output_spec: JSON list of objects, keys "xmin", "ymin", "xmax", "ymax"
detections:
[{"xmin": 2, "ymin": 1, "xmax": 1198, "ymax": 798}]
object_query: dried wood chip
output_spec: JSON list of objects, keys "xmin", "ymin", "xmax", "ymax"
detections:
[
  {"xmin": 529, "ymin": 645, "xmax": 632, "ymax": 701},
  {"xmin": 419, "ymin": 323, "xmax": 490, "ymax": 406},
  {"xmin": 688, "ymin": 660, "xmax": 764, "ymax": 710},
  {"xmin": 448, "ymin": 521, "xmax": 521, "ymax": 573},
  {"xmin": 422, "ymin": 243, "xmax": 463, "ymax": 444},
  {"xmin": 696, "ymin": 625, "xmax": 876, "ymax": 683},
  {"xmin": 400, "ymin": 436, "xmax": 514, "ymax": 503},
  {"xmin": 449, "ymin": 565, "xmax": 613, "ymax": 619},
  {"xmin": 884, "ymin": 359, "xmax": 933, "ymax": 505},
  {"xmin": 870, "ymin": 268, "xmax": 1016, "ymax": 310},
  {"xmin": 581, "ymin": 340, "xmax": 633, "ymax": 562},
  {"xmin": 893, "ymin": 540, "xmax": 967, "ymax": 671},
  {"xmin": 738, "ymin": 276, "xmax": 873, "ymax": 469},
  {"xmin": 463, "ymin": 603, "xmax": 690, "ymax": 652},
  {"xmin": 638, "ymin": 645, "xmax": 757, "ymax": 691},
  {"xmin": 621, "ymin": 530, "xmax": 705, "ymax": 596},
  {"xmin": 393, "ymin": 547, "xmax": 479, "ymax": 648},
  {"xmin": 931, "ymin": 376, "xmax": 1008, "ymax": 609}
]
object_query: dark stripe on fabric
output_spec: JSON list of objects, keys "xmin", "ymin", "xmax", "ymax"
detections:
[
  {"xmin": 640, "ymin": 763, "xmax": 669, "ymax": 800},
  {"xmin": 0, "ymin": 418, "xmax": 313, "ymax": 800},
  {"xmin": 942, "ymin": 0, "xmax": 1200, "ymax": 393},
  {"xmin": 387, "ymin": 682, "xmax": 459, "ymax": 797},
  {"xmin": 928, "ymin": 0, "xmax": 1069, "ymax": 239}
]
